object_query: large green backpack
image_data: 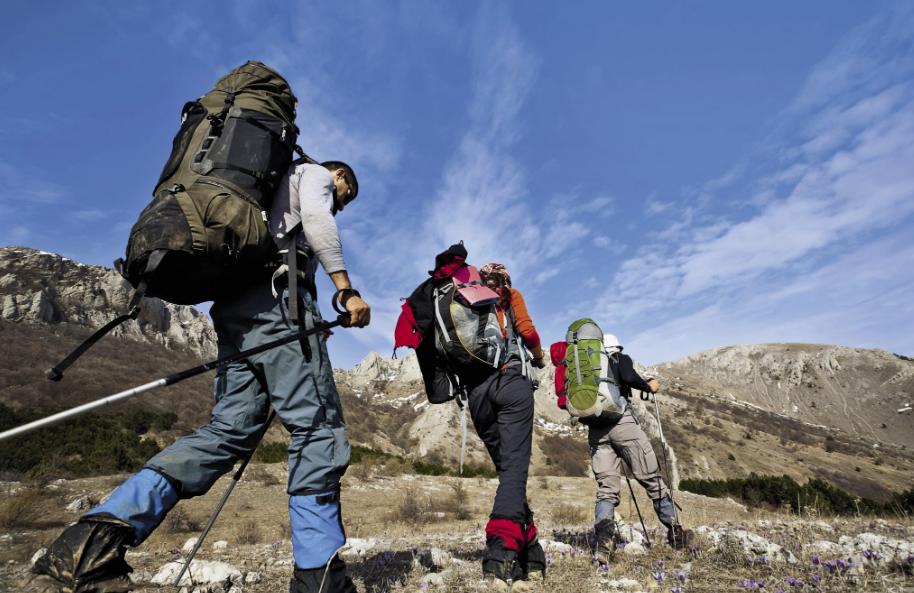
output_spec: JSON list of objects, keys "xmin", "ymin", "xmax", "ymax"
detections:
[
  {"xmin": 564, "ymin": 319, "xmax": 625, "ymax": 418},
  {"xmin": 121, "ymin": 61, "xmax": 301, "ymax": 306}
]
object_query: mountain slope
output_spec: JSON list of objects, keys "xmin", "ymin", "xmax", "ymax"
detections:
[{"xmin": 651, "ymin": 343, "xmax": 914, "ymax": 448}]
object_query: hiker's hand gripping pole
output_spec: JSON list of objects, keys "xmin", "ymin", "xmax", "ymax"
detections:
[{"xmin": 0, "ymin": 315, "xmax": 348, "ymax": 443}]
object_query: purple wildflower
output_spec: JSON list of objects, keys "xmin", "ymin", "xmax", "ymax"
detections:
[
  {"xmin": 906, "ymin": 554, "xmax": 914, "ymax": 564},
  {"xmin": 811, "ymin": 575, "xmax": 821, "ymax": 583},
  {"xmin": 760, "ymin": 555, "xmax": 770, "ymax": 563},
  {"xmin": 824, "ymin": 560, "xmax": 837, "ymax": 571},
  {"xmin": 600, "ymin": 564, "xmax": 609, "ymax": 572},
  {"xmin": 654, "ymin": 560, "xmax": 665, "ymax": 568},
  {"xmin": 787, "ymin": 576, "xmax": 803, "ymax": 587},
  {"xmin": 672, "ymin": 589, "xmax": 683, "ymax": 593},
  {"xmin": 616, "ymin": 542, "xmax": 627, "ymax": 550},
  {"xmin": 675, "ymin": 571, "xmax": 688, "ymax": 581},
  {"xmin": 747, "ymin": 555, "xmax": 756, "ymax": 564},
  {"xmin": 776, "ymin": 590, "xmax": 785, "ymax": 593},
  {"xmin": 811, "ymin": 555, "xmax": 819, "ymax": 565},
  {"xmin": 419, "ymin": 583, "xmax": 428, "ymax": 589},
  {"xmin": 652, "ymin": 572, "xmax": 665, "ymax": 581}
]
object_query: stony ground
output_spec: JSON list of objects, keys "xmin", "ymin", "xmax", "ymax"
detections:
[{"xmin": 1, "ymin": 467, "xmax": 912, "ymax": 592}]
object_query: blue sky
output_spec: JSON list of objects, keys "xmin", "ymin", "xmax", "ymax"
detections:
[{"xmin": 2, "ymin": 1, "xmax": 912, "ymax": 369}]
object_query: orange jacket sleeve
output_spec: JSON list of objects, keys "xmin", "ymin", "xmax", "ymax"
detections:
[{"xmin": 505, "ymin": 287, "xmax": 541, "ymax": 350}]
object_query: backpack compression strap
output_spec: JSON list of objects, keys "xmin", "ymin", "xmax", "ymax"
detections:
[{"xmin": 45, "ymin": 251, "xmax": 165, "ymax": 381}]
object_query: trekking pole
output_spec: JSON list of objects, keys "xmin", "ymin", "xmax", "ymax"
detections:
[
  {"xmin": 174, "ymin": 408, "xmax": 277, "ymax": 587},
  {"xmin": 651, "ymin": 392, "xmax": 682, "ymax": 524},
  {"xmin": 621, "ymin": 463, "xmax": 651, "ymax": 548},
  {"xmin": 0, "ymin": 316, "xmax": 347, "ymax": 443}
]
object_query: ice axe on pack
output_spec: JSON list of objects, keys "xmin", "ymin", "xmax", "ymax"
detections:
[{"xmin": 0, "ymin": 313, "xmax": 349, "ymax": 443}]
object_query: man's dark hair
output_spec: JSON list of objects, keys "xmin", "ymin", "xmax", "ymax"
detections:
[{"xmin": 321, "ymin": 161, "xmax": 358, "ymax": 199}]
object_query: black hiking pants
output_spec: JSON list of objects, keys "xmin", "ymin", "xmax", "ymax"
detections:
[{"xmin": 467, "ymin": 364, "xmax": 535, "ymax": 523}]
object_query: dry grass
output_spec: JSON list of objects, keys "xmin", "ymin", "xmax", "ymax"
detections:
[{"xmin": 0, "ymin": 488, "xmax": 44, "ymax": 529}]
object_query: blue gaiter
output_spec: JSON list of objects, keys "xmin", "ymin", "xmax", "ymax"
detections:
[
  {"xmin": 289, "ymin": 494, "xmax": 346, "ymax": 569},
  {"xmin": 86, "ymin": 469, "xmax": 179, "ymax": 546}
]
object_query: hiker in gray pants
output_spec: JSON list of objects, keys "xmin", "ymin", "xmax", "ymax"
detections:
[
  {"xmin": 29, "ymin": 162, "xmax": 370, "ymax": 593},
  {"xmin": 578, "ymin": 334, "xmax": 678, "ymax": 558}
]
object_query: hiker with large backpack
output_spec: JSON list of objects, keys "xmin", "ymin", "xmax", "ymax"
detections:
[
  {"xmin": 28, "ymin": 62, "xmax": 369, "ymax": 593},
  {"xmin": 550, "ymin": 322, "xmax": 682, "ymax": 562},
  {"xmin": 394, "ymin": 248, "xmax": 547, "ymax": 590}
]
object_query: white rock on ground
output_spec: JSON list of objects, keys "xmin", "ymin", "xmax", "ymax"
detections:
[
  {"xmin": 212, "ymin": 540, "xmax": 228, "ymax": 550},
  {"xmin": 415, "ymin": 548, "xmax": 452, "ymax": 569},
  {"xmin": 340, "ymin": 537, "xmax": 378, "ymax": 558},
  {"xmin": 420, "ymin": 571, "xmax": 448, "ymax": 586},
  {"xmin": 598, "ymin": 578, "xmax": 643, "ymax": 589},
  {"xmin": 66, "ymin": 495, "xmax": 93, "ymax": 512},
  {"xmin": 245, "ymin": 571, "xmax": 261, "ymax": 583},
  {"xmin": 539, "ymin": 540, "xmax": 573, "ymax": 553},
  {"xmin": 30, "ymin": 549, "xmax": 46, "ymax": 566},
  {"xmin": 182, "ymin": 538, "xmax": 199, "ymax": 554},
  {"xmin": 151, "ymin": 560, "xmax": 243, "ymax": 588},
  {"xmin": 719, "ymin": 529, "xmax": 796, "ymax": 563},
  {"xmin": 616, "ymin": 524, "xmax": 645, "ymax": 545},
  {"xmin": 621, "ymin": 542, "xmax": 646, "ymax": 556}
]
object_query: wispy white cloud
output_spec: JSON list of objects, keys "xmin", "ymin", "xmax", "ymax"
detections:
[{"xmin": 591, "ymin": 5, "xmax": 914, "ymax": 361}]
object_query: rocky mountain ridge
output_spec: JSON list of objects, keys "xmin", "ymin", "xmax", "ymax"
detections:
[
  {"xmin": 0, "ymin": 247, "xmax": 216, "ymax": 359},
  {"xmin": 650, "ymin": 343, "xmax": 914, "ymax": 449}
]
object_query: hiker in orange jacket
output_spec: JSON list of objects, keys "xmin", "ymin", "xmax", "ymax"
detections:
[{"xmin": 474, "ymin": 262, "xmax": 547, "ymax": 590}]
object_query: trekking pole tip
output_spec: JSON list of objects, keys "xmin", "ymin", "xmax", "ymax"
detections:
[{"xmin": 45, "ymin": 367, "xmax": 64, "ymax": 382}]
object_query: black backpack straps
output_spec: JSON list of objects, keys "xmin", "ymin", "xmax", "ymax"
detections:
[{"xmin": 44, "ymin": 251, "xmax": 167, "ymax": 381}]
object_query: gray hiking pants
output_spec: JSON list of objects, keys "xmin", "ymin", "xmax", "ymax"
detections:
[
  {"xmin": 588, "ymin": 412, "xmax": 668, "ymax": 506},
  {"xmin": 145, "ymin": 281, "xmax": 349, "ymax": 497},
  {"xmin": 467, "ymin": 364, "xmax": 535, "ymax": 524}
]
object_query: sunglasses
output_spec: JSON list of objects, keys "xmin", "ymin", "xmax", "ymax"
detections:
[{"xmin": 340, "ymin": 173, "xmax": 356, "ymax": 206}]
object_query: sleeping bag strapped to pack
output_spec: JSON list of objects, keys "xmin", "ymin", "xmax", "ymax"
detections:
[
  {"xmin": 122, "ymin": 61, "xmax": 300, "ymax": 305},
  {"xmin": 564, "ymin": 319, "xmax": 625, "ymax": 418}
]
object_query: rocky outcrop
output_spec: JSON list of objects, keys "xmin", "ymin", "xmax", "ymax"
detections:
[{"xmin": 0, "ymin": 247, "xmax": 216, "ymax": 359}]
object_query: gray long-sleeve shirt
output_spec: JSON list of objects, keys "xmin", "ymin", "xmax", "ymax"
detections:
[{"xmin": 270, "ymin": 163, "xmax": 347, "ymax": 276}]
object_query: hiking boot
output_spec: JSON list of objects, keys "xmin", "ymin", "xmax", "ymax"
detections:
[
  {"xmin": 669, "ymin": 524, "xmax": 691, "ymax": 551},
  {"xmin": 593, "ymin": 517, "xmax": 616, "ymax": 563},
  {"xmin": 483, "ymin": 537, "xmax": 524, "ymax": 589},
  {"xmin": 518, "ymin": 536, "xmax": 547, "ymax": 582},
  {"xmin": 29, "ymin": 517, "xmax": 135, "ymax": 593},
  {"xmin": 290, "ymin": 556, "xmax": 357, "ymax": 593}
]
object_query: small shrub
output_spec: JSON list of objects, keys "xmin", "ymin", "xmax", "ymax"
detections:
[
  {"xmin": 727, "ymin": 453, "xmax": 736, "ymax": 461},
  {"xmin": 450, "ymin": 482, "xmax": 472, "ymax": 521},
  {"xmin": 0, "ymin": 488, "xmax": 44, "ymax": 528},
  {"xmin": 246, "ymin": 464, "xmax": 281, "ymax": 487},
  {"xmin": 394, "ymin": 485, "xmax": 442, "ymax": 525},
  {"xmin": 253, "ymin": 441, "xmax": 288, "ymax": 464},
  {"xmin": 235, "ymin": 518, "xmax": 262, "ymax": 545},
  {"xmin": 550, "ymin": 505, "xmax": 586, "ymax": 527}
]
